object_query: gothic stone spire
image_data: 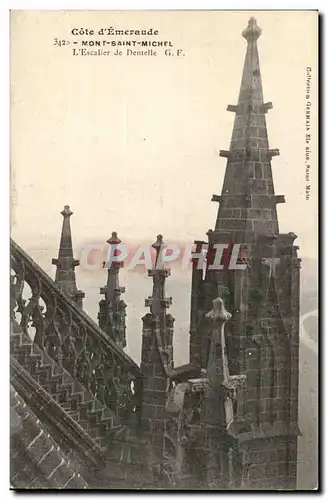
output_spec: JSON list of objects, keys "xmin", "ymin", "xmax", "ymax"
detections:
[
  {"xmin": 98, "ymin": 232, "xmax": 127, "ymax": 349},
  {"xmin": 212, "ymin": 17, "xmax": 284, "ymax": 243},
  {"xmin": 140, "ymin": 235, "xmax": 175, "ymax": 439},
  {"xmin": 194, "ymin": 18, "xmax": 301, "ymax": 490},
  {"xmin": 143, "ymin": 234, "xmax": 174, "ymax": 370},
  {"xmin": 52, "ymin": 205, "xmax": 85, "ymax": 308}
]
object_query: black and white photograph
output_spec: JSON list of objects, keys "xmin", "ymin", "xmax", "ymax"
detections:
[{"xmin": 10, "ymin": 10, "xmax": 318, "ymax": 490}]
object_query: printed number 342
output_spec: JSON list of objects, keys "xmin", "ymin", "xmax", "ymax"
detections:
[{"xmin": 53, "ymin": 38, "xmax": 70, "ymax": 47}]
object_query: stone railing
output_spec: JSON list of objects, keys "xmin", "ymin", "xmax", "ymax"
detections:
[{"xmin": 10, "ymin": 238, "xmax": 142, "ymax": 423}]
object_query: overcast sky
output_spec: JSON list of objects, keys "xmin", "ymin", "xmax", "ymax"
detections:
[{"xmin": 11, "ymin": 10, "xmax": 318, "ymax": 258}]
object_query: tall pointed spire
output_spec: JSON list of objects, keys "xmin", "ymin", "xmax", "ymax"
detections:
[
  {"xmin": 140, "ymin": 235, "xmax": 175, "ymax": 436},
  {"xmin": 143, "ymin": 235, "xmax": 174, "ymax": 370},
  {"xmin": 212, "ymin": 17, "xmax": 284, "ymax": 243},
  {"xmin": 98, "ymin": 232, "xmax": 127, "ymax": 349},
  {"xmin": 52, "ymin": 205, "xmax": 85, "ymax": 308},
  {"xmin": 187, "ymin": 18, "xmax": 301, "ymax": 490}
]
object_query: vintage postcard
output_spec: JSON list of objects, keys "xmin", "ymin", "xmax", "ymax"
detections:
[{"xmin": 10, "ymin": 10, "xmax": 318, "ymax": 490}]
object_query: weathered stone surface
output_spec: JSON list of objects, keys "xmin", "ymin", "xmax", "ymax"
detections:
[
  {"xmin": 10, "ymin": 16, "xmax": 301, "ymax": 492},
  {"xmin": 189, "ymin": 16, "xmax": 300, "ymax": 490},
  {"xmin": 52, "ymin": 205, "xmax": 85, "ymax": 308}
]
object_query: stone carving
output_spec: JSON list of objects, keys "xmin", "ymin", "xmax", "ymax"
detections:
[
  {"xmin": 205, "ymin": 297, "xmax": 232, "ymax": 324},
  {"xmin": 10, "ymin": 15, "xmax": 301, "ymax": 491},
  {"xmin": 10, "ymin": 239, "xmax": 141, "ymax": 420}
]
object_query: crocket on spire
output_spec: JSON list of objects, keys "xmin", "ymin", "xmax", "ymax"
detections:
[{"xmin": 52, "ymin": 205, "xmax": 85, "ymax": 308}]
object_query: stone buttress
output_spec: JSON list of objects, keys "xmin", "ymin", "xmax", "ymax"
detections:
[{"xmin": 189, "ymin": 17, "xmax": 301, "ymax": 490}]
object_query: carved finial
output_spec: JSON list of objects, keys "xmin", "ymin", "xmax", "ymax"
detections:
[
  {"xmin": 152, "ymin": 234, "xmax": 164, "ymax": 250},
  {"xmin": 107, "ymin": 231, "xmax": 121, "ymax": 245},
  {"xmin": 242, "ymin": 17, "xmax": 262, "ymax": 41},
  {"xmin": 206, "ymin": 297, "xmax": 232, "ymax": 323},
  {"xmin": 61, "ymin": 205, "xmax": 73, "ymax": 217},
  {"xmin": 152, "ymin": 234, "xmax": 164, "ymax": 269}
]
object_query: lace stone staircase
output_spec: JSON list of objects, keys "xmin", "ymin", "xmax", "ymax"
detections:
[{"xmin": 11, "ymin": 321, "xmax": 121, "ymax": 451}]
